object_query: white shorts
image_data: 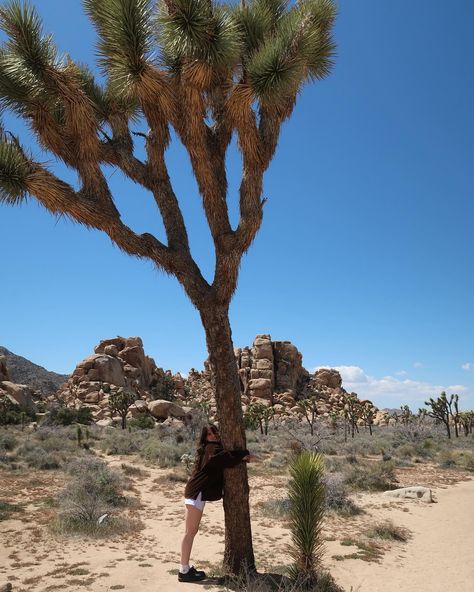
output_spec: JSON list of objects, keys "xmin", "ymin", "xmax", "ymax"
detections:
[{"xmin": 185, "ymin": 491, "xmax": 206, "ymax": 512}]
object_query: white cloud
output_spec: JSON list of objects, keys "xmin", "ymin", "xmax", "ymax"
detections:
[
  {"xmin": 462, "ymin": 363, "xmax": 474, "ymax": 371},
  {"xmin": 413, "ymin": 362, "xmax": 424, "ymax": 368},
  {"xmin": 395, "ymin": 370, "xmax": 408, "ymax": 376},
  {"xmin": 312, "ymin": 365, "xmax": 473, "ymax": 409}
]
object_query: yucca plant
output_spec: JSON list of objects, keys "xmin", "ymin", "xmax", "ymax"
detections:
[
  {"xmin": 0, "ymin": 0, "xmax": 336, "ymax": 573},
  {"xmin": 288, "ymin": 451, "xmax": 326, "ymax": 588}
]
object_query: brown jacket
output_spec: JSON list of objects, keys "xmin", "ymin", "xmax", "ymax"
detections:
[{"xmin": 184, "ymin": 442, "xmax": 250, "ymax": 501}]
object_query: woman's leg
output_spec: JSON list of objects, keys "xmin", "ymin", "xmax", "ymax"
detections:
[{"xmin": 180, "ymin": 504, "xmax": 204, "ymax": 567}]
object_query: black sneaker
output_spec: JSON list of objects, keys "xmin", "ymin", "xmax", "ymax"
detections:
[{"xmin": 178, "ymin": 566, "xmax": 206, "ymax": 582}]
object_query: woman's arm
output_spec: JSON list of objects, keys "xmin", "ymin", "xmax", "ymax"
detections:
[{"xmin": 203, "ymin": 446, "xmax": 251, "ymax": 470}]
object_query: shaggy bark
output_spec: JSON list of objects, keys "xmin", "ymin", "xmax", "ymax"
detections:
[{"xmin": 200, "ymin": 304, "xmax": 255, "ymax": 573}]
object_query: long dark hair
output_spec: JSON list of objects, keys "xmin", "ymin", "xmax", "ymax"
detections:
[{"xmin": 194, "ymin": 424, "xmax": 220, "ymax": 469}]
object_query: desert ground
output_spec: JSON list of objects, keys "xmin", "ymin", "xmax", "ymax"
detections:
[{"xmin": 1, "ymin": 433, "xmax": 473, "ymax": 592}]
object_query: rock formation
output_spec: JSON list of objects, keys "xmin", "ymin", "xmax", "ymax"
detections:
[
  {"xmin": 0, "ymin": 346, "xmax": 68, "ymax": 394},
  {"xmin": 54, "ymin": 336, "xmax": 192, "ymax": 426},
  {"xmin": 45, "ymin": 334, "xmax": 388, "ymax": 428},
  {"xmin": 0, "ymin": 355, "xmax": 36, "ymax": 413},
  {"xmin": 0, "ymin": 355, "xmax": 9, "ymax": 382}
]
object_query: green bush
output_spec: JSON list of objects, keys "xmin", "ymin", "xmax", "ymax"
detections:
[
  {"xmin": 0, "ymin": 431, "xmax": 17, "ymax": 452},
  {"xmin": 56, "ymin": 457, "xmax": 129, "ymax": 535},
  {"xmin": 323, "ymin": 473, "xmax": 362, "ymax": 515},
  {"xmin": 44, "ymin": 405, "xmax": 92, "ymax": 426},
  {"xmin": 0, "ymin": 396, "xmax": 35, "ymax": 425},
  {"xmin": 128, "ymin": 414, "xmax": 156, "ymax": 430},
  {"xmin": 150, "ymin": 374, "xmax": 176, "ymax": 401},
  {"xmin": 99, "ymin": 429, "xmax": 143, "ymax": 455},
  {"xmin": 344, "ymin": 460, "xmax": 398, "ymax": 492},
  {"xmin": 139, "ymin": 438, "xmax": 189, "ymax": 467}
]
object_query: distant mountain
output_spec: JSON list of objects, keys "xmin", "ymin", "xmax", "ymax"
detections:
[{"xmin": 0, "ymin": 346, "xmax": 69, "ymax": 394}]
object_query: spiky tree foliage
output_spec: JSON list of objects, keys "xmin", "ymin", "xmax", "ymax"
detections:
[
  {"xmin": 297, "ymin": 393, "xmax": 319, "ymax": 436},
  {"xmin": 458, "ymin": 411, "xmax": 474, "ymax": 436},
  {"xmin": 247, "ymin": 401, "xmax": 274, "ymax": 435},
  {"xmin": 425, "ymin": 392, "xmax": 452, "ymax": 439},
  {"xmin": 399, "ymin": 404, "xmax": 413, "ymax": 426},
  {"xmin": 287, "ymin": 450, "xmax": 326, "ymax": 587},
  {"xmin": 343, "ymin": 392, "xmax": 360, "ymax": 438},
  {"xmin": 359, "ymin": 399, "xmax": 375, "ymax": 435},
  {"xmin": 108, "ymin": 389, "xmax": 135, "ymax": 430},
  {"xmin": 0, "ymin": 0, "xmax": 336, "ymax": 573}
]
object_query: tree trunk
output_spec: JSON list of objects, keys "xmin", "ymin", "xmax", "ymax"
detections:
[
  {"xmin": 445, "ymin": 419, "xmax": 451, "ymax": 439},
  {"xmin": 200, "ymin": 304, "xmax": 255, "ymax": 575}
]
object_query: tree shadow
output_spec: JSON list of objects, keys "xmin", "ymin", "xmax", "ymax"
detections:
[{"xmin": 192, "ymin": 570, "xmax": 343, "ymax": 591}]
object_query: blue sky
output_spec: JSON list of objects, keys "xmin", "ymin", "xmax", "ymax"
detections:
[{"xmin": 1, "ymin": 0, "xmax": 474, "ymax": 410}]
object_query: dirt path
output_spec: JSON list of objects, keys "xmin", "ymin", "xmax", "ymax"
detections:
[
  {"xmin": 329, "ymin": 478, "xmax": 474, "ymax": 592},
  {"xmin": 1, "ymin": 453, "xmax": 473, "ymax": 592}
]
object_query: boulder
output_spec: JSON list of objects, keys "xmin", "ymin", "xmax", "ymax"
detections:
[
  {"xmin": 383, "ymin": 486, "xmax": 433, "ymax": 503},
  {"xmin": 313, "ymin": 368, "xmax": 342, "ymax": 389},
  {"xmin": 0, "ymin": 381, "xmax": 35, "ymax": 411},
  {"xmin": 94, "ymin": 337, "xmax": 127, "ymax": 354},
  {"xmin": 96, "ymin": 418, "xmax": 113, "ymax": 427},
  {"xmin": 92, "ymin": 355, "xmax": 125, "ymax": 385},
  {"xmin": 148, "ymin": 399, "xmax": 186, "ymax": 419},
  {"xmin": 104, "ymin": 344, "xmax": 119, "ymax": 357},
  {"xmin": 273, "ymin": 341, "xmax": 304, "ymax": 392}
]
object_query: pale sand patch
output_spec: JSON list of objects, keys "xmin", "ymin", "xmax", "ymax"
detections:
[
  {"xmin": 327, "ymin": 478, "xmax": 474, "ymax": 592},
  {"xmin": 1, "ymin": 453, "xmax": 473, "ymax": 592}
]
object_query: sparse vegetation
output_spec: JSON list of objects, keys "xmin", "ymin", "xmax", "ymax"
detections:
[
  {"xmin": 365, "ymin": 520, "xmax": 409, "ymax": 542},
  {"xmin": 54, "ymin": 456, "xmax": 136, "ymax": 536}
]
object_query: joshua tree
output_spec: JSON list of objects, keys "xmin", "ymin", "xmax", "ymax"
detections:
[
  {"xmin": 458, "ymin": 410, "xmax": 474, "ymax": 436},
  {"xmin": 0, "ymin": 0, "xmax": 336, "ymax": 573},
  {"xmin": 452, "ymin": 394, "xmax": 460, "ymax": 438},
  {"xmin": 297, "ymin": 394, "xmax": 319, "ymax": 436},
  {"xmin": 108, "ymin": 389, "xmax": 136, "ymax": 429},
  {"xmin": 343, "ymin": 392, "xmax": 360, "ymax": 438},
  {"xmin": 399, "ymin": 404, "xmax": 412, "ymax": 426},
  {"xmin": 359, "ymin": 400, "xmax": 375, "ymax": 435},
  {"xmin": 247, "ymin": 401, "xmax": 274, "ymax": 435},
  {"xmin": 425, "ymin": 392, "xmax": 452, "ymax": 439}
]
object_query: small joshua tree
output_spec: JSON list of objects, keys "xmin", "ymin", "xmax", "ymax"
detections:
[
  {"xmin": 359, "ymin": 400, "xmax": 375, "ymax": 436},
  {"xmin": 287, "ymin": 450, "xmax": 326, "ymax": 587},
  {"xmin": 248, "ymin": 401, "xmax": 274, "ymax": 435},
  {"xmin": 297, "ymin": 394, "xmax": 319, "ymax": 436},
  {"xmin": 425, "ymin": 392, "xmax": 452, "ymax": 439},
  {"xmin": 108, "ymin": 390, "xmax": 136, "ymax": 430},
  {"xmin": 343, "ymin": 392, "xmax": 360, "ymax": 439}
]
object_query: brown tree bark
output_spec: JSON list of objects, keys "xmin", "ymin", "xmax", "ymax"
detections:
[{"xmin": 200, "ymin": 303, "xmax": 255, "ymax": 574}]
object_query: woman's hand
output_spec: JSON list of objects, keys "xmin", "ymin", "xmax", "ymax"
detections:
[{"xmin": 243, "ymin": 454, "xmax": 257, "ymax": 462}]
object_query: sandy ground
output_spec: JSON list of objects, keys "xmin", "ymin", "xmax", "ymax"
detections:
[{"xmin": 1, "ymin": 453, "xmax": 473, "ymax": 592}]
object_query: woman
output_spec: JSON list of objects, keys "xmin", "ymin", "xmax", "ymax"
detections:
[{"xmin": 179, "ymin": 424, "xmax": 256, "ymax": 583}]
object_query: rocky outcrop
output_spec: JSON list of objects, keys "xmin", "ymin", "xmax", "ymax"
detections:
[
  {"xmin": 148, "ymin": 399, "xmax": 186, "ymax": 420},
  {"xmin": 313, "ymin": 368, "xmax": 342, "ymax": 390},
  {"xmin": 0, "ymin": 346, "xmax": 68, "ymax": 394},
  {"xmin": 48, "ymin": 333, "xmax": 383, "ymax": 429},
  {"xmin": 54, "ymin": 337, "xmax": 195, "ymax": 427},
  {"xmin": 234, "ymin": 335, "xmax": 307, "ymax": 402},
  {"xmin": 0, "ymin": 356, "xmax": 9, "ymax": 382},
  {"xmin": 0, "ymin": 380, "xmax": 36, "ymax": 412}
]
